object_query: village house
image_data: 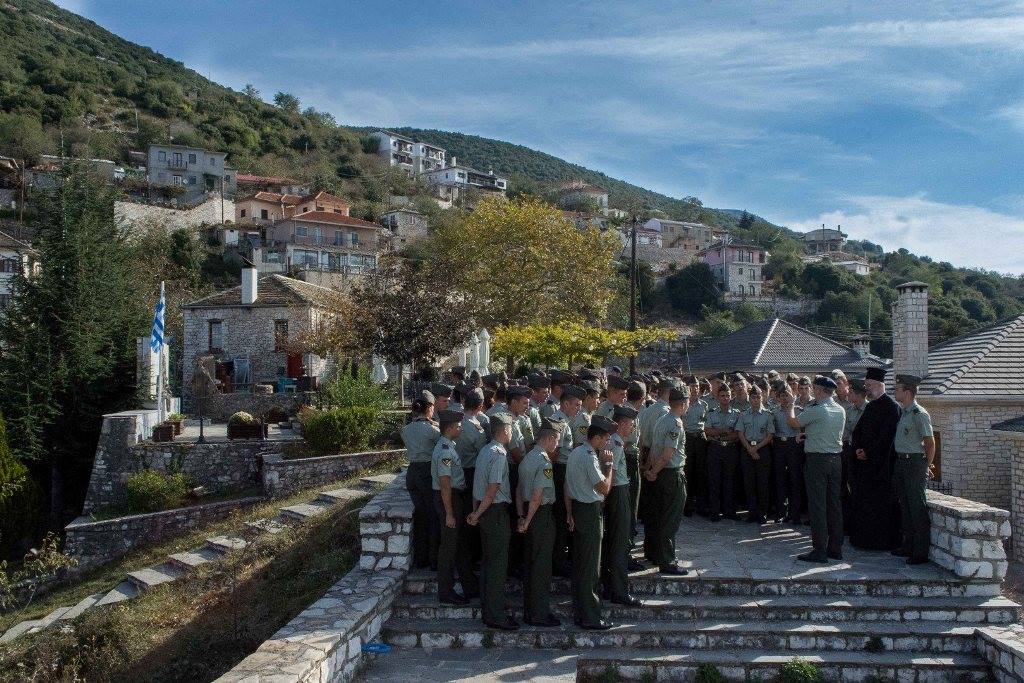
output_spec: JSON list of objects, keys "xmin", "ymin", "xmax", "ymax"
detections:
[
  {"xmin": 22, "ymin": 155, "xmax": 122, "ymax": 190},
  {"xmin": 556, "ymin": 180, "xmax": 609, "ymax": 214},
  {"xmin": 422, "ymin": 157, "xmax": 507, "ymax": 203},
  {"xmin": 235, "ymin": 173, "xmax": 309, "ymax": 197},
  {"xmin": 380, "ymin": 208, "xmax": 428, "ymax": 249},
  {"xmin": 698, "ymin": 240, "xmax": 768, "ymax": 299},
  {"xmin": 370, "ymin": 131, "xmax": 447, "ymax": 175},
  {"xmin": 180, "ymin": 266, "xmax": 342, "ymax": 411},
  {"xmin": 0, "ymin": 229, "xmax": 37, "ymax": 310},
  {"xmin": 147, "ymin": 143, "xmax": 236, "ymax": 200},
  {"xmin": 799, "ymin": 225, "xmax": 874, "ymax": 276},
  {"xmin": 235, "ymin": 190, "xmax": 349, "ymax": 225}
]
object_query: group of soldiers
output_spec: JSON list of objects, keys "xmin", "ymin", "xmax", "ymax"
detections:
[{"xmin": 401, "ymin": 362, "xmax": 935, "ymax": 632}]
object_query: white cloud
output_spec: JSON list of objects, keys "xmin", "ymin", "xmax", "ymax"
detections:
[
  {"xmin": 997, "ymin": 101, "xmax": 1024, "ymax": 132},
  {"xmin": 783, "ymin": 195, "xmax": 1024, "ymax": 274},
  {"xmin": 819, "ymin": 15, "xmax": 1024, "ymax": 50}
]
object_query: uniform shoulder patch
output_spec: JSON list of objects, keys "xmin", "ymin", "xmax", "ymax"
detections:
[
  {"xmin": 441, "ymin": 457, "xmax": 453, "ymax": 467},
  {"xmin": 543, "ymin": 467, "xmax": 553, "ymax": 479},
  {"xmin": 441, "ymin": 443, "xmax": 450, "ymax": 449}
]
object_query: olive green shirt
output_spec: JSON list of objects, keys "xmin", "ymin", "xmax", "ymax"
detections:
[
  {"xmin": 540, "ymin": 395, "xmax": 559, "ymax": 419},
  {"xmin": 473, "ymin": 440, "xmax": 512, "ymax": 503},
  {"xmin": 651, "ymin": 411, "xmax": 685, "ymax": 469},
  {"xmin": 551, "ymin": 408, "xmax": 575, "ymax": 464},
  {"xmin": 431, "ymin": 436, "xmax": 466, "ymax": 490},
  {"xmin": 566, "ymin": 443, "xmax": 605, "ymax": 503},
  {"xmin": 528, "ymin": 403, "xmax": 543, "ymax": 436},
  {"xmin": 455, "ymin": 415, "xmax": 487, "ymax": 469},
  {"xmin": 608, "ymin": 433, "xmax": 630, "ymax": 486},
  {"xmin": 401, "ymin": 418, "xmax": 440, "ymax": 463},
  {"xmin": 705, "ymin": 404, "xmax": 740, "ymax": 442},
  {"xmin": 737, "ymin": 407, "xmax": 775, "ymax": 446},
  {"xmin": 594, "ymin": 399, "xmax": 618, "ymax": 421},
  {"xmin": 683, "ymin": 398, "xmax": 708, "ymax": 432},
  {"xmin": 623, "ymin": 402, "xmax": 643, "ymax": 455},
  {"xmin": 894, "ymin": 401, "xmax": 933, "ymax": 454},
  {"xmin": 843, "ymin": 400, "xmax": 867, "ymax": 444},
  {"xmin": 516, "ymin": 412, "xmax": 536, "ymax": 451},
  {"xmin": 730, "ymin": 398, "xmax": 751, "ymax": 415},
  {"xmin": 772, "ymin": 404, "xmax": 802, "ymax": 438},
  {"xmin": 571, "ymin": 409, "xmax": 592, "ymax": 448},
  {"xmin": 517, "ymin": 446, "xmax": 556, "ymax": 505},
  {"xmin": 796, "ymin": 397, "xmax": 846, "ymax": 454},
  {"xmin": 638, "ymin": 399, "xmax": 670, "ymax": 450}
]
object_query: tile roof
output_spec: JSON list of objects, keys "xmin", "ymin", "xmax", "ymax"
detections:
[
  {"xmin": 991, "ymin": 415, "xmax": 1024, "ymax": 434},
  {"xmin": 236, "ymin": 173, "xmax": 299, "ymax": 185},
  {"xmin": 183, "ymin": 274, "xmax": 343, "ymax": 310},
  {"xmin": 918, "ymin": 314, "xmax": 1024, "ymax": 398},
  {"xmin": 290, "ymin": 211, "xmax": 381, "ymax": 229},
  {"xmin": 684, "ymin": 318, "xmax": 886, "ymax": 373},
  {"xmin": 0, "ymin": 229, "xmax": 34, "ymax": 252},
  {"xmin": 251, "ymin": 191, "xmax": 303, "ymax": 205}
]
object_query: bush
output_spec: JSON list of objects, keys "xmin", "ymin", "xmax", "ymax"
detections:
[
  {"xmin": 775, "ymin": 659, "xmax": 824, "ymax": 683},
  {"xmin": 695, "ymin": 663, "xmax": 727, "ymax": 683},
  {"xmin": 301, "ymin": 407, "xmax": 381, "ymax": 455},
  {"xmin": 124, "ymin": 470, "xmax": 190, "ymax": 513},
  {"xmin": 228, "ymin": 411, "xmax": 257, "ymax": 426},
  {"xmin": 0, "ymin": 412, "xmax": 38, "ymax": 557},
  {"xmin": 315, "ymin": 362, "xmax": 396, "ymax": 414}
]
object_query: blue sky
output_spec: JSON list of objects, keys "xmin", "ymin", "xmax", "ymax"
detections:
[{"xmin": 57, "ymin": 0, "xmax": 1024, "ymax": 273}]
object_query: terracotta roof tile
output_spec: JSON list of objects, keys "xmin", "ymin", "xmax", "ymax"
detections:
[
  {"xmin": 183, "ymin": 274, "xmax": 343, "ymax": 310},
  {"xmin": 290, "ymin": 211, "xmax": 381, "ymax": 229}
]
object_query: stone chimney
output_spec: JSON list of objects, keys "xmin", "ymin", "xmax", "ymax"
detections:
[
  {"xmin": 851, "ymin": 334, "xmax": 871, "ymax": 358},
  {"xmin": 241, "ymin": 263, "xmax": 258, "ymax": 305},
  {"xmin": 449, "ymin": 156, "xmax": 457, "ymax": 168},
  {"xmin": 892, "ymin": 281, "xmax": 929, "ymax": 378}
]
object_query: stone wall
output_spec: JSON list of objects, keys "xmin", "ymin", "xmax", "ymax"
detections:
[
  {"xmin": 204, "ymin": 390, "xmax": 314, "ymax": 422},
  {"xmin": 115, "ymin": 196, "xmax": 234, "ymax": 233},
  {"xmin": 214, "ymin": 470, "xmax": 411, "ymax": 683},
  {"xmin": 83, "ymin": 409, "xmax": 172, "ymax": 513},
  {"xmin": 1010, "ymin": 435, "xmax": 1024, "ymax": 563},
  {"xmin": 976, "ymin": 626, "xmax": 1024, "ymax": 682},
  {"xmin": 927, "ymin": 490, "xmax": 1010, "ymax": 583},
  {"xmin": 65, "ymin": 497, "xmax": 262, "ymax": 571},
  {"xmin": 263, "ymin": 449, "xmax": 404, "ymax": 498}
]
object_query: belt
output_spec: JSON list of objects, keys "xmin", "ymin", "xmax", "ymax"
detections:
[
  {"xmin": 686, "ymin": 430, "xmax": 705, "ymax": 437},
  {"xmin": 805, "ymin": 451, "xmax": 840, "ymax": 456},
  {"xmin": 776, "ymin": 437, "xmax": 791, "ymax": 442},
  {"xmin": 714, "ymin": 440, "xmax": 731, "ymax": 447},
  {"xmin": 896, "ymin": 452, "xmax": 925, "ymax": 459}
]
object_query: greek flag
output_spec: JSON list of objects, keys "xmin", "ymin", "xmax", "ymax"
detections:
[{"xmin": 150, "ymin": 284, "xmax": 165, "ymax": 352}]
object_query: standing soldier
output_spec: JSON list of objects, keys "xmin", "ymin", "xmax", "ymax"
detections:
[
  {"xmin": 682, "ymin": 375, "xmax": 709, "ymax": 517},
  {"xmin": 467, "ymin": 412, "xmax": 518, "ymax": 630},
  {"xmin": 432, "ymin": 409, "xmax": 479, "ymax": 605},
  {"xmin": 771, "ymin": 385, "xmax": 804, "ymax": 524},
  {"xmin": 506, "ymin": 386, "xmax": 534, "ymax": 576},
  {"xmin": 516, "ymin": 417, "xmax": 563, "ymax": 627},
  {"xmin": 596, "ymin": 375, "xmax": 629, "ymax": 420},
  {"xmin": 796, "ymin": 376, "xmax": 813, "ymax": 408},
  {"xmin": 528, "ymin": 374, "xmax": 550, "ymax": 435},
  {"xmin": 574, "ymin": 382, "xmax": 600, "ymax": 445},
  {"xmin": 637, "ymin": 378, "xmax": 673, "ymax": 562},
  {"xmin": 705, "ymin": 385, "xmax": 740, "ymax": 522},
  {"xmin": 402, "ymin": 391, "xmax": 440, "ymax": 570},
  {"xmin": 624, "ymin": 380, "xmax": 647, "ymax": 551},
  {"xmin": 566, "ymin": 415, "xmax": 617, "ymax": 630},
  {"xmin": 456, "ymin": 388, "xmax": 489, "ymax": 562},
  {"xmin": 737, "ymin": 386, "xmax": 775, "ymax": 524},
  {"xmin": 646, "ymin": 388, "xmax": 690, "ymax": 574},
  {"xmin": 730, "ymin": 374, "xmax": 751, "ymax": 414},
  {"xmin": 892, "ymin": 375, "xmax": 936, "ymax": 565},
  {"xmin": 786, "ymin": 376, "xmax": 846, "ymax": 563},
  {"xmin": 432, "ymin": 383, "xmax": 454, "ymax": 412},
  {"xmin": 543, "ymin": 371, "xmax": 567, "ymax": 419},
  {"xmin": 550, "ymin": 384, "xmax": 585, "ymax": 576},
  {"xmin": 601, "ymin": 405, "xmax": 643, "ymax": 605}
]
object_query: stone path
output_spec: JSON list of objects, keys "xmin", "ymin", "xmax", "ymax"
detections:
[{"xmin": 0, "ymin": 472, "xmax": 396, "ymax": 646}]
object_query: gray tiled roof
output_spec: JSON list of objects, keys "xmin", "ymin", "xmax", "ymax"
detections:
[
  {"xmin": 991, "ymin": 415, "xmax": 1024, "ymax": 434},
  {"xmin": 685, "ymin": 318, "xmax": 885, "ymax": 372},
  {"xmin": 918, "ymin": 314, "xmax": 1024, "ymax": 397},
  {"xmin": 183, "ymin": 274, "xmax": 342, "ymax": 310}
]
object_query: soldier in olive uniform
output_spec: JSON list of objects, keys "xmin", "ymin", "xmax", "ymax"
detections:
[
  {"xmin": 646, "ymin": 389, "xmax": 690, "ymax": 574},
  {"xmin": 551, "ymin": 384, "xmax": 585, "ymax": 576},
  {"xmin": 601, "ymin": 405, "xmax": 642, "ymax": 604},
  {"xmin": 467, "ymin": 412, "xmax": 518, "ymax": 630},
  {"xmin": 624, "ymin": 380, "xmax": 647, "ymax": 550},
  {"xmin": 543, "ymin": 371, "xmax": 567, "ymax": 419},
  {"xmin": 566, "ymin": 415, "xmax": 617, "ymax": 630},
  {"xmin": 729, "ymin": 374, "xmax": 751, "ymax": 414},
  {"xmin": 682, "ymin": 375, "xmax": 709, "ymax": 517},
  {"xmin": 637, "ymin": 379, "xmax": 673, "ymax": 561},
  {"xmin": 432, "ymin": 409, "xmax": 479, "ymax": 605},
  {"xmin": 432, "ymin": 383, "xmax": 454, "ymax": 412},
  {"xmin": 705, "ymin": 385, "xmax": 740, "ymax": 522},
  {"xmin": 892, "ymin": 374, "xmax": 936, "ymax": 565},
  {"xmin": 402, "ymin": 391, "xmax": 441, "ymax": 570},
  {"xmin": 574, "ymin": 382, "xmax": 600, "ymax": 444},
  {"xmin": 595, "ymin": 375, "xmax": 629, "ymax": 420},
  {"xmin": 737, "ymin": 386, "xmax": 775, "ymax": 524},
  {"xmin": 516, "ymin": 418, "xmax": 563, "ymax": 626},
  {"xmin": 528, "ymin": 374, "xmax": 549, "ymax": 435},
  {"xmin": 796, "ymin": 376, "xmax": 813, "ymax": 408},
  {"xmin": 506, "ymin": 386, "xmax": 534, "ymax": 576},
  {"xmin": 771, "ymin": 385, "xmax": 804, "ymax": 523},
  {"xmin": 787, "ymin": 377, "xmax": 846, "ymax": 563}
]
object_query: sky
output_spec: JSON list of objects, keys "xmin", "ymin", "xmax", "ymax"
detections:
[{"xmin": 55, "ymin": 0, "xmax": 1024, "ymax": 273}]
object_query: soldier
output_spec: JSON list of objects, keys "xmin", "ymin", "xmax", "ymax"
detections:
[
  {"xmin": 574, "ymin": 382, "xmax": 600, "ymax": 445},
  {"xmin": 595, "ymin": 375, "xmax": 629, "ymax": 420},
  {"xmin": 467, "ymin": 412, "xmax": 518, "ymax": 630},
  {"xmin": 505, "ymin": 385, "xmax": 534, "ymax": 575},
  {"xmin": 456, "ymin": 388, "xmax": 488, "ymax": 562},
  {"xmin": 528, "ymin": 374, "xmax": 550, "ymax": 434},
  {"xmin": 601, "ymin": 405, "xmax": 642, "ymax": 604},
  {"xmin": 566, "ymin": 415, "xmax": 617, "ymax": 630},
  {"xmin": 786, "ymin": 376, "xmax": 846, "ymax": 563},
  {"xmin": 729, "ymin": 374, "xmax": 751, "ymax": 414},
  {"xmin": 637, "ymin": 378, "xmax": 673, "ymax": 562},
  {"xmin": 705, "ymin": 385, "xmax": 740, "ymax": 521},
  {"xmin": 709, "ymin": 371, "xmax": 726, "ymax": 397},
  {"xmin": 624, "ymin": 380, "xmax": 647, "ymax": 550},
  {"xmin": 550, "ymin": 384, "xmax": 585, "ymax": 576},
  {"xmin": 516, "ymin": 417, "xmax": 563, "ymax": 626},
  {"xmin": 450, "ymin": 381, "xmax": 466, "ymax": 413},
  {"xmin": 892, "ymin": 374, "xmax": 936, "ymax": 565},
  {"xmin": 543, "ymin": 371, "xmax": 567, "ymax": 419},
  {"xmin": 771, "ymin": 385, "xmax": 804, "ymax": 523},
  {"xmin": 682, "ymin": 375, "xmax": 709, "ymax": 517},
  {"xmin": 646, "ymin": 388, "xmax": 690, "ymax": 574},
  {"xmin": 432, "ymin": 383, "xmax": 454, "ymax": 412},
  {"xmin": 432, "ymin": 409, "xmax": 479, "ymax": 605},
  {"xmin": 786, "ymin": 372, "xmax": 800, "ymax": 396},
  {"xmin": 737, "ymin": 386, "xmax": 775, "ymax": 524},
  {"xmin": 402, "ymin": 391, "xmax": 441, "ymax": 570},
  {"xmin": 796, "ymin": 376, "xmax": 813, "ymax": 408}
]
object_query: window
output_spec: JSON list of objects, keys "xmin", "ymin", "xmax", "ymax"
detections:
[
  {"xmin": 315, "ymin": 205, "xmax": 324, "ymax": 212},
  {"xmin": 240, "ymin": 209, "xmax": 247, "ymax": 218},
  {"xmin": 189, "ymin": 176, "xmax": 197, "ymax": 185},
  {"xmin": 208, "ymin": 320, "xmax": 223, "ymax": 351},
  {"xmin": 209, "ymin": 157, "xmax": 217, "ymax": 166},
  {"xmin": 260, "ymin": 209, "xmax": 268, "ymax": 220},
  {"xmin": 173, "ymin": 175, "xmax": 183, "ymax": 186},
  {"xmin": 274, "ymin": 320, "xmax": 289, "ymax": 351},
  {"xmin": 350, "ymin": 231, "xmax": 359, "ymax": 246},
  {"xmin": 0, "ymin": 258, "xmax": 19, "ymax": 274},
  {"xmin": 296, "ymin": 226, "xmax": 308, "ymax": 237},
  {"xmin": 173, "ymin": 152, "xmax": 182, "ymax": 166},
  {"xmin": 158, "ymin": 151, "xmax": 166, "ymax": 161},
  {"xmin": 738, "ymin": 267, "xmax": 744, "ymax": 275},
  {"xmin": 334, "ymin": 230, "xmax": 344, "ymax": 246},
  {"xmin": 188, "ymin": 153, "xmax": 197, "ymax": 164},
  {"xmin": 334, "ymin": 208, "xmax": 343, "ymax": 214}
]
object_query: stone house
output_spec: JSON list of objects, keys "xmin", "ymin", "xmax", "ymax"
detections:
[
  {"xmin": 380, "ymin": 209, "xmax": 428, "ymax": 249},
  {"xmin": 0, "ymin": 229, "xmax": 37, "ymax": 311},
  {"xmin": 180, "ymin": 267, "xmax": 343, "ymax": 411},
  {"xmin": 992, "ymin": 416, "xmax": 1024, "ymax": 560},
  {"xmin": 147, "ymin": 144, "xmax": 236, "ymax": 200},
  {"xmin": 890, "ymin": 281, "xmax": 1024, "ymax": 511},
  {"xmin": 698, "ymin": 241, "xmax": 769, "ymax": 299}
]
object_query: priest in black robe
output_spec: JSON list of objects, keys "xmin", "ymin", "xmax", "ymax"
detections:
[{"xmin": 848, "ymin": 366, "xmax": 902, "ymax": 550}]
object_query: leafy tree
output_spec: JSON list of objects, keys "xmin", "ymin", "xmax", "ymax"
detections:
[
  {"xmin": 664, "ymin": 262, "xmax": 721, "ymax": 315},
  {"xmin": 273, "ymin": 92, "xmax": 300, "ymax": 114},
  {"xmin": 737, "ymin": 210, "xmax": 755, "ymax": 231},
  {"xmin": 696, "ymin": 307, "xmax": 741, "ymax": 339},
  {"xmin": 0, "ymin": 112, "xmax": 49, "ymax": 163},
  {"xmin": 491, "ymin": 323, "xmax": 675, "ymax": 368},
  {"xmin": 242, "ymin": 84, "xmax": 260, "ymax": 100},
  {"xmin": 0, "ymin": 411, "xmax": 38, "ymax": 556}
]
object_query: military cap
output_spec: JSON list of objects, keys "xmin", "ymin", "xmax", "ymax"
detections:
[
  {"xmin": 450, "ymin": 366, "xmax": 466, "ymax": 377},
  {"xmin": 865, "ymin": 367, "xmax": 887, "ymax": 382},
  {"xmin": 730, "ymin": 373, "xmax": 747, "ymax": 384},
  {"xmin": 549, "ymin": 369, "xmax": 570, "ymax": 383},
  {"xmin": 748, "ymin": 385, "xmax": 762, "ymax": 396},
  {"xmin": 682, "ymin": 374, "xmax": 698, "ymax": 385},
  {"xmin": 579, "ymin": 369, "xmax": 601, "ymax": 382},
  {"xmin": 507, "ymin": 386, "xmax": 531, "ymax": 400},
  {"xmin": 418, "ymin": 390, "xmax": 436, "ymax": 405},
  {"xmin": 786, "ymin": 372, "xmax": 800, "ymax": 382},
  {"xmin": 489, "ymin": 412, "xmax": 516, "ymax": 427},
  {"xmin": 813, "ymin": 376, "xmax": 838, "ymax": 390},
  {"xmin": 771, "ymin": 380, "xmax": 788, "ymax": 393},
  {"xmin": 767, "ymin": 370, "xmax": 781, "ymax": 380},
  {"xmin": 798, "ymin": 376, "xmax": 811, "ymax": 386},
  {"xmin": 581, "ymin": 381, "xmax": 601, "ymax": 396},
  {"xmin": 831, "ymin": 369, "xmax": 847, "ymax": 381},
  {"xmin": 714, "ymin": 371, "xmax": 728, "ymax": 381},
  {"xmin": 466, "ymin": 386, "xmax": 484, "ymax": 401},
  {"xmin": 626, "ymin": 380, "xmax": 646, "ymax": 400},
  {"xmin": 527, "ymin": 373, "xmax": 551, "ymax": 389},
  {"xmin": 849, "ymin": 378, "xmax": 866, "ymax": 393},
  {"xmin": 468, "ymin": 370, "xmax": 483, "ymax": 387},
  {"xmin": 607, "ymin": 375, "xmax": 629, "ymax": 390},
  {"xmin": 437, "ymin": 409, "xmax": 464, "ymax": 425},
  {"xmin": 613, "ymin": 404, "xmax": 639, "ymax": 420},
  {"xmin": 699, "ymin": 378, "xmax": 711, "ymax": 392},
  {"xmin": 480, "ymin": 373, "xmax": 498, "ymax": 388},
  {"xmin": 668, "ymin": 387, "xmax": 688, "ymax": 402},
  {"xmin": 538, "ymin": 417, "xmax": 565, "ymax": 435},
  {"xmin": 651, "ymin": 370, "xmax": 664, "ymax": 377},
  {"xmin": 609, "ymin": 365, "xmax": 623, "ymax": 375},
  {"xmin": 895, "ymin": 374, "xmax": 923, "ymax": 388},
  {"xmin": 431, "ymin": 382, "xmax": 454, "ymax": 397},
  {"xmin": 590, "ymin": 415, "xmax": 617, "ymax": 435},
  {"xmin": 561, "ymin": 384, "xmax": 586, "ymax": 400}
]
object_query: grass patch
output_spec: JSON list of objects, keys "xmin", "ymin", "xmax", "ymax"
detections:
[{"xmin": 86, "ymin": 486, "xmax": 265, "ymax": 522}]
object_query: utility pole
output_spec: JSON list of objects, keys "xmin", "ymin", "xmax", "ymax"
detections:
[{"xmin": 629, "ymin": 213, "xmax": 638, "ymax": 375}]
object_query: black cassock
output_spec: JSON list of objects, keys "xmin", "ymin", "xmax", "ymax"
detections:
[{"xmin": 848, "ymin": 393, "xmax": 902, "ymax": 550}]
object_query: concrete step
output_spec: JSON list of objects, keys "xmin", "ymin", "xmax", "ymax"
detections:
[
  {"xmin": 26, "ymin": 605, "xmax": 73, "ymax": 633},
  {"xmin": 126, "ymin": 562, "xmax": 184, "ymax": 593},
  {"xmin": 204, "ymin": 535, "xmax": 248, "ymax": 553},
  {"xmin": 0, "ymin": 618, "xmax": 42, "ymax": 644},
  {"xmin": 382, "ymin": 617, "xmax": 981, "ymax": 653},
  {"xmin": 244, "ymin": 517, "xmax": 289, "ymax": 535},
  {"xmin": 278, "ymin": 501, "xmax": 333, "ymax": 521},
  {"xmin": 359, "ymin": 473, "xmax": 397, "ymax": 490},
  {"xmin": 95, "ymin": 580, "xmax": 140, "ymax": 607},
  {"xmin": 59, "ymin": 592, "xmax": 107, "ymax": 621},
  {"xmin": 316, "ymin": 487, "xmax": 367, "ymax": 506},
  {"xmin": 168, "ymin": 547, "xmax": 223, "ymax": 572},
  {"xmin": 403, "ymin": 568, "xmax": 1003, "ymax": 598},
  {"xmin": 392, "ymin": 593, "xmax": 1019, "ymax": 625}
]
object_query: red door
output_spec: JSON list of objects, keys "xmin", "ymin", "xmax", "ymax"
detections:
[{"xmin": 286, "ymin": 353, "xmax": 303, "ymax": 379}]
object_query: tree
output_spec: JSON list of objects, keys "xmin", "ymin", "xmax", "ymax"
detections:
[
  {"xmin": 0, "ymin": 411, "xmax": 38, "ymax": 556},
  {"xmin": 663, "ymin": 262, "xmax": 721, "ymax": 315},
  {"xmin": 737, "ymin": 210, "xmax": 755, "ymax": 232},
  {"xmin": 491, "ymin": 323, "xmax": 675, "ymax": 369},
  {"xmin": 425, "ymin": 196, "xmax": 619, "ymax": 328},
  {"xmin": 242, "ymin": 84, "xmax": 260, "ymax": 101},
  {"xmin": 273, "ymin": 92, "xmax": 300, "ymax": 114},
  {"xmin": 0, "ymin": 167, "xmax": 150, "ymax": 530}
]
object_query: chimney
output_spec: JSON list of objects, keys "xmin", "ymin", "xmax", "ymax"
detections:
[
  {"xmin": 241, "ymin": 261, "xmax": 258, "ymax": 305},
  {"xmin": 449, "ymin": 156, "xmax": 457, "ymax": 168},
  {"xmin": 851, "ymin": 334, "xmax": 871, "ymax": 358},
  {"xmin": 892, "ymin": 281, "xmax": 929, "ymax": 378}
]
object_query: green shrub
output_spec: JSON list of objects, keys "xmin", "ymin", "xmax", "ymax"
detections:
[
  {"xmin": 775, "ymin": 659, "xmax": 824, "ymax": 683},
  {"xmin": 301, "ymin": 407, "xmax": 381, "ymax": 455},
  {"xmin": 695, "ymin": 663, "xmax": 727, "ymax": 683},
  {"xmin": 228, "ymin": 411, "xmax": 257, "ymax": 426},
  {"xmin": 124, "ymin": 469, "xmax": 190, "ymax": 513},
  {"xmin": 315, "ymin": 362, "xmax": 396, "ymax": 414},
  {"xmin": 0, "ymin": 412, "xmax": 38, "ymax": 556}
]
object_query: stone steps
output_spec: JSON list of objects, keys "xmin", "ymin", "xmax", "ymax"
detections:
[
  {"xmin": 59, "ymin": 592, "xmax": 106, "ymax": 621},
  {"xmin": 25, "ymin": 605, "xmax": 73, "ymax": 634},
  {"xmin": 204, "ymin": 535, "xmax": 248, "ymax": 553},
  {"xmin": 359, "ymin": 473, "xmax": 398, "ymax": 490},
  {"xmin": 382, "ymin": 617, "xmax": 982, "ymax": 653},
  {"xmin": 279, "ymin": 501, "xmax": 334, "ymax": 522},
  {"xmin": 95, "ymin": 580, "xmax": 140, "ymax": 606},
  {"xmin": 317, "ymin": 488, "xmax": 369, "ymax": 506},
  {"xmin": 126, "ymin": 562, "xmax": 185, "ymax": 593},
  {"xmin": 167, "ymin": 547, "xmax": 224, "ymax": 572},
  {"xmin": 392, "ymin": 593, "xmax": 1020, "ymax": 624},
  {"xmin": 244, "ymin": 517, "xmax": 290, "ymax": 535}
]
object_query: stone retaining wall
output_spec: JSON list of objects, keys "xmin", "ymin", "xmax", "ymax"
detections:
[
  {"xmin": 927, "ymin": 490, "xmax": 1010, "ymax": 582},
  {"xmin": 976, "ymin": 626, "xmax": 1024, "ymax": 682},
  {"xmin": 262, "ymin": 449, "xmax": 404, "ymax": 498},
  {"xmin": 215, "ymin": 470, "xmax": 411, "ymax": 683},
  {"xmin": 204, "ymin": 390, "xmax": 314, "ymax": 422},
  {"xmin": 65, "ymin": 496, "xmax": 263, "ymax": 571}
]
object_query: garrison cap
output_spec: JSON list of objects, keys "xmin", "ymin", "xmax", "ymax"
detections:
[
  {"xmin": 682, "ymin": 374, "xmax": 698, "ymax": 385},
  {"xmin": 748, "ymin": 386, "xmax": 762, "ymax": 396},
  {"xmin": 481, "ymin": 373, "xmax": 498, "ymax": 388},
  {"xmin": 714, "ymin": 372, "xmax": 727, "ymax": 381},
  {"xmin": 489, "ymin": 412, "xmax": 516, "ymax": 427},
  {"xmin": 607, "ymin": 375, "xmax": 629, "ymax": 390},
  {"xmin": 561, "ymin": 384, "xmax": 586, "ymax": 400},
  {"xmin": 668, "ymin": 387, "xmax": 689, "ymax": 402},
  {"xmin": 613, "ymin": 404, "xmax": 639, "ymax": 420},
  {"xmin": 418, "ymin": 390, "xmax": 436, "ymax": 405},
  {"xmin": 538, "ymin": 417, "xmax": 565, "ymax": 435},
  {"xmin": 468, "ymin": 370, "xmax": 483, "ymax": 387},
  {"xmin": 581, "ymin": 381, "xmax": 601, "ymax": 396},
  {"xmin": 507, "ymin": 386, "xmax": 531, "ymax": 400},
  {"xmin": 527, "ymin": 373, "xmax": 551, "ymax": 389},
  {"xmin": 550, "ymin": 369, "xmax": 570, "ymax": 383},
  {"xmin": 626, "ymin": 380, "xmax": 646, "ymax": 400},
  {"xmin": 798, "ymin": 376, "xmax": 812, "ymax": 386},
  {"xmin": 767, "ymin": 370, "xmax": 781, "ymax": 380},
  {"xmin": 786, "ymin": 373, "xmax": 800, "ymax": 382},
  {"xmin": 895, "ymin": 374, "xmax": 923, "ymax": 388},
  {"xmin": 609, "ymin": 365, "xmax": 623, "ymax": 375},
  {"xmin": 813, "ymin": 376, "xmax": 838, "ymax": 390},
  {"xmin": 437, "ymin": 409, "xmax": 464, "ymax": 425},
  {"xmin": 579, "ymin": 369, "xmax": 601, "ymax": 383},
  {"xmin": 431, "ymin": 383, "xmax": 453, "ymax": 397},
  {"xmin": 849, "ymin": 378, "xmax": 866, "ymax": 393},
  {"xmin": 831, "ymin": 369, "xmax": 847, "ymax": 381},
  {"xmin": 865, "ymin": 367, "xmax": 887, "ymax": 382},
  {"xmin": 730, "ymin": 373, "xmax": 747, "ymax": 383},
  {"xmin": 590, "ymin": 415, "xmax": 617, "ymax": 435}
]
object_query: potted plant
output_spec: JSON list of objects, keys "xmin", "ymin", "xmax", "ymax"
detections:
[
  {"xmin": 227, "ymin": 411, "xmax": 267, "ymax": 439},
  {"xmin": 152, "ymin": 421, "xmax": 175, "ymax": 442},
  {"xmin": 167, "ymin": 413, "xmax": 186, "ymax": 436}
]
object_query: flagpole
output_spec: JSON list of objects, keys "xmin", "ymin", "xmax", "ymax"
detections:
[{"xmin": 156, "ymin": 281, "xmax": 166, "ymax": 424}]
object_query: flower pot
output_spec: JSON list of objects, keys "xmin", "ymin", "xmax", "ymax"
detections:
[
  {"xmin": 152, "ymin": 423, "xmax": 175, "ymax": 442},
  {"xmin": 227, "ymin": 423, "xmax": 268, "ymax": 440},
  {"xmin": 170, "ymin": 420, "xmax": 183, "ymax": 436}
]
